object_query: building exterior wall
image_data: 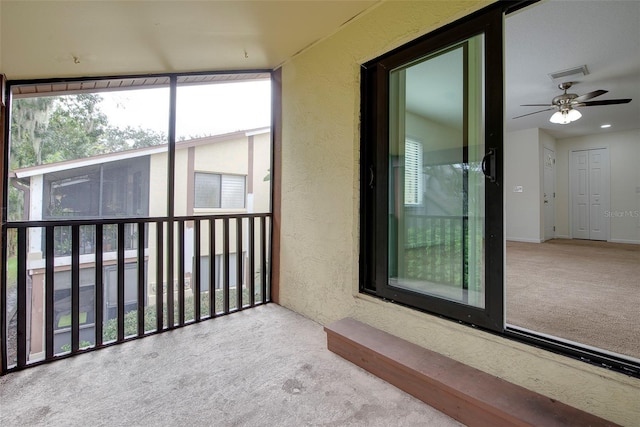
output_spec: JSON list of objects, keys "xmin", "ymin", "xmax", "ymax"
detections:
[
  {"xmin": 23, "ymin": 130, "xmax": 270, "ymax": 356},
  {"xmin": 277, "ymin": 1, "xmax": 639, "ymax": 425}
]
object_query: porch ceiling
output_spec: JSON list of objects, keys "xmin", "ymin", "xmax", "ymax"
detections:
[
  {"xmin": 0, "ymin": 1, "xmax": 379, "ymax": 80},
  {"xmin": 0, "ymin": 304, "xmax": 461, "ymax": 426}
]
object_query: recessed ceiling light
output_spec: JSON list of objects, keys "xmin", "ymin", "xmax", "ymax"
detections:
[{"xmin": 600, "ymin": 124, "xmax": 612, "ymax": 128}]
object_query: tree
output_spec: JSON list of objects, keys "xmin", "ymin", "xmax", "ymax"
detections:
[
  {"xmin": 7, "ymin": 92, "xmax": 168, "ymax": 250},
  {"xmin": 10, "ymin": 97, "xmax": 54, "ymax": 167},
  {"xmin": 10, "ymin": 92, "xmax": 167, "ymax": 169}
]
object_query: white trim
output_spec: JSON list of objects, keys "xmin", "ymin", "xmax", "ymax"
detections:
[
  {"xmin": 245, "ymin": 127, "xmax": 270, "ymax": 136},
  {"xmin": 506, "ymin": 237, "xmax": 543, "ymax": 243},
  {"xmin": 609, "ymin": 239, "xmax": 640, "ymax": 245},
  {"xmin": 15, "ymin": 146, "xmax": 166, "ymax": 178}
]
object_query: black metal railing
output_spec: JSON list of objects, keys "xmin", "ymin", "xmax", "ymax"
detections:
[
  {"xmin": 403, "ymin": 214, "xmax": 468, "ymax": 286},
  {"xmin": 1, "ymin": 213, "xmax": 271, "ymax": 372}
]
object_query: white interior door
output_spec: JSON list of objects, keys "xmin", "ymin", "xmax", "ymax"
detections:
[
  {"xmin": 543, "ymin": 147, "xmax": 555, "ymax": 240},
  {"xmin": 570, "ymin": 148, "xmax": 609, "ymax": 241},
  {"xmin": 588, "ymin": 149, "xmax": 610, "ymax": 241}
]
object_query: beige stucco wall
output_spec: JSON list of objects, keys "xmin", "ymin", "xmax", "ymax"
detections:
[{"xmin": 278, "ymin": 1, "xmax": 640, "ymax": 425}]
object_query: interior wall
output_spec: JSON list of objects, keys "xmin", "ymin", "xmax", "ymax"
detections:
[
  {"xmin": 504, "ymin": 128, "xmax": 542, "ymax": 242},
  {"xmin": 555, "ymin": 128, "xmax": 640, "ymax": 243},
  {"xmin": 278, "ymin": 1, "xmax": 639, "ymax": 425},
  {"xmin": 504, "ymin": 129, "xmax": 544, "ymax": 243},
  {"xmin": 406, "ymin": 111, "xmax": 461, "ymax": 153}
]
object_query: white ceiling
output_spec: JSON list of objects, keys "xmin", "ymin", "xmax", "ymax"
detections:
[
  {"xmin": 1, "ymin": 0, "xmax": 638, "ymax": 141},
  {"xmin": 505, "ymin": 0, "xmax": 640, "ymax": 139},
  {"xmin": 0, "ymin": 0, "xmax": 378, "ymax": 79},
  {"xmin": 404, "ymin": 0, "xmax": 640, "ymax": 140}
]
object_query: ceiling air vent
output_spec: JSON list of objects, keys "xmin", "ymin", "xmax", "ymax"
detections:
[{"xmin": 548, "ymin": 65, "xmax": 589, "ymax": 81}]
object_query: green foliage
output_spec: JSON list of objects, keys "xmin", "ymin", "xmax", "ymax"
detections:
[
  {"xmin": 6, "ymin": 257, "xmax": 17, "ymax": 293},
  {"xmin": 8, "ymin": 92, "xmax": 167, "ymax": 244},
  {"xmin": 101, "ymin": 289, "xmax": 258, "ymax": 342},
  {"xmin": 10, "ymin": 93, "xmax": 167, "ymax": 170},
  {"xmin": 60, "ymin": 341, "xmax": 93, "ymax": 353}
]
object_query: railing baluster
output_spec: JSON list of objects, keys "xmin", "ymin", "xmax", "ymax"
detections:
[
  {"xmin": 223, "ymin": 217, "xmax": 230, "ymax": 314},
  {"xmin": 71, "ymin": 225, "xmax": 80, "ymax": 353},
  {"xmin": 117, "ymin": 223, "xmax": 125, "ymax": 342},
  {"xmin": 137, "ymin": 222, "xmax": 146, "ymax": 336},
  {"xmin": 95, "ymin": 224, "xmax": 104, "ymax": 347},
  {"xmin": 261, "ymin": 216, "xmax": 267, "ymax": 303},
  {"xmin": 167, "ymin": 221, "xmax": 174, "ymax": 328},
  {"xmin": 156, "ymin": 221, "xmax": 164, "ymax": 332},
  {"xmin": 194, "ymin": 220, "xmax": 201, "ymax": 322},
  {"xmin": 249, "ymin": 217, "xmax": 255, "ymax": 307},
  {"xmin": 209, "ymin": 219, "xmax": 216, "ymax": 317},
  {"xmin": 45, "ymin": 226, "xmax": 55, "ymax": 359},
  {"xmin": 16, "ymin": 227, "xmax": 28, "ymax": 367},
  {"xmin": 236, "ymin": 217, "xmax": 243, "ymax": 310},
  {"xmin": 178, "ymin": 220, "xmax": 185, "ymax": 325},
  {"xmin": 448, "ymin": 218, "xmax": 454, "ymax": 285},
  {"xmin": 2, "ymin": 213, "xmax": 271, "ymax": 372}
]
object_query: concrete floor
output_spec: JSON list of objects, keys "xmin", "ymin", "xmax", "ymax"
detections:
[{"xmin": 0, "ymin": 304, "xmax": 462, "ymax": 427}]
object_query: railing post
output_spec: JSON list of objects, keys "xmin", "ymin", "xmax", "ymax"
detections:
[
  {"xmin": 117, "ymin": 223, "xmax": 125, "ymax": 342},
  {"xmin": 223, "ymin": 217, "xmax": 230, "ymax": 314},
  {"xmin": 194, "ymin": 220, "xmax": 201, "ymax": 322},
  {"xmin": 137, "ymin": 222, "xmax": 146, "ymax": 336},
  {"xmin": 16, "ymin": 227, "xmax": 27, "ymax": 367},
  {"xmin": 95, "ymin": 224, "xmax": 104, "ymax": 347},
  {"xmin": 156, "ymin": 221, "xmax": 164, "ymax": 332},
  {"xmin": 261, "ymin": 216, "xmax": 267, "ymax": 303},
  {"xmin": 209, "ymin": 218, "xmax": 216, "ymax": 317},
  {"xmin": 249, "ymin": 217, "xmax": 255, "ymax": 307},
  {"xmin": 236, "ymin": 217, "xmax": 243, "ymax": 310},
  {"xmin": 71, "ymin": 225, "xmax": 80, "ymax": 353},
  {"xmin": 178, "ymin": 219, "xmax": 185, "ymax": 325}
]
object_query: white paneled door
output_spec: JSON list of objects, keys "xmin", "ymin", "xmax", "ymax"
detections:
[
  {"xmin": 543, "ymin": 147, "xmax": 555, "ymax": 241},
  {"xmin": 570, "ymin": 148, "xmax": 610, "ymax": 241}
]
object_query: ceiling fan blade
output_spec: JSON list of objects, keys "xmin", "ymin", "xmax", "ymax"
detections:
[
  {"xmin": 575, "ymin": 99, "xmax": 632, "ymax": 107},
  {"xmin": 520, "ymin": 103, "xmax": 553, "ymax": 107},
  {"xmin": 512, "ymin": 107, "xmax": 555, "ymax": 119},
  {"xmin": 573, "ymin": 89, "xmax": 608, "ymax": 102}
]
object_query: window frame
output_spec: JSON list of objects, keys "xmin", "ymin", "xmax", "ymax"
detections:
[
  {"xmin": 360, "ymin": 4, "xmax": 504, "ymax": 332},
  {"xmin": 193, "ymin": 171, "xmax": 247, "ymax": 210},
  {"xmin": 360, "ymin": 1, "xmax": 640, "ymax": 378}
]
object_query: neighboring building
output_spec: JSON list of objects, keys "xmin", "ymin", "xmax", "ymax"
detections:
[{"xmin": 12, "ymin": 128, "xmax": 271, "ymax": 355}]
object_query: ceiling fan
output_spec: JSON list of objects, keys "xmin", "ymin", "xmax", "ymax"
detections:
[{"xmin": 513, "ymin": 82, "xmax": 632, "ymax": 124}]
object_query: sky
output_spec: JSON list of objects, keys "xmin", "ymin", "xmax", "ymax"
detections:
[{"xmin": 99, "ymin": 79, "xmax": 271, "ymax": 140}]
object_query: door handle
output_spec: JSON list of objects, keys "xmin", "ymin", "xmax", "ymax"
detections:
[{"xmin": 481, "ymin": 148, "xmax": 497, "ymax": 183}]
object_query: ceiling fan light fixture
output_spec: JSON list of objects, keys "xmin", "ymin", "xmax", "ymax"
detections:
[
  {"xmin": 549, "ymin": 108, "xmax": 581, "ymax": 124},
  {"xmin": 567, "ymin": 108, "xmax": 582, "ymax": 121},
  {"xmin": 550, "ymin": 110, "xmax": 569, "ymax": 124}
]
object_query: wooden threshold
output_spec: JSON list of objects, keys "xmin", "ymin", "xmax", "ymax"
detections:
[{"xmin": 325, "ymin": 318, "xmax": 619, "ymax": 427}]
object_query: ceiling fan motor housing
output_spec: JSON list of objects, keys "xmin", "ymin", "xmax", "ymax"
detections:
[{"xmin": 553, "ymin": 93, "xmax": 578, "ymax": 111}]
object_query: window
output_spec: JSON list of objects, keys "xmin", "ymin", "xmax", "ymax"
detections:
[
  {"xmin": 44, "ymin": 158, "xmax": 150, "ymax": 219},
  {"xmin": 360, "ymin": 0, "xmax": 639, "ymax": 376},
  {"xmin": 194, "ymin": 173, "xmax": 246, "ymax": 209},
  {"xmin": 360, "ymin": 6, "xmax": 504, "ymax": 331},
  {"xmin": 404, "ymin": 139, "xmax": 423, "ymax": 206}
]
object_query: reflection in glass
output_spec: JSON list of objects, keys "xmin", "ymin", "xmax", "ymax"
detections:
[{"xmin": 388, "ymin": 35, "xmax": 485, "ymax": 308}]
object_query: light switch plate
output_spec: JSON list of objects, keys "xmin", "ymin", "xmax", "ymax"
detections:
[{"xmin": 514, "ymin": 185, "xmax": 523, "ymax": 193}]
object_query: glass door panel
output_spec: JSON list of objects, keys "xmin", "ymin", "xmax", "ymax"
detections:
[{"xmin": 388, "ymin": 35, "xmax": 485, "ymax": 308}]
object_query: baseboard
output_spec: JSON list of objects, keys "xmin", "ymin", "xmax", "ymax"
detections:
[
  {"xmin": 325, "ymin": 318, "xmax": 619, "ymax": 427},
  {"xmin": 554, "ymin": 235, "xmax": 571, "ymax": 239},
  {"xmin": 609, "ymin": 239, "xmax": 640, "ymax": 245},
  {"xmin": 506, "ymin": 237, "xmax": 543, "ymax": 243}
]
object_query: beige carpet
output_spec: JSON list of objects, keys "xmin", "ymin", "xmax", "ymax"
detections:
[{"xmin": 506, "ymin": 239, "xmax": 640, "ymax": 360}]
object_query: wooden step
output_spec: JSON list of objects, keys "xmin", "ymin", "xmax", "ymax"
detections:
[{"xmin": 325, "ymin": 318, "xmax": 619, "ymax": 427}]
